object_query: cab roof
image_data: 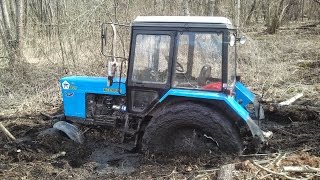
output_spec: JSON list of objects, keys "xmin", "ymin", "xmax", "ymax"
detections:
[{"xmin": 133, "ymin": 16, "xmax": 234, "ymax": 29}]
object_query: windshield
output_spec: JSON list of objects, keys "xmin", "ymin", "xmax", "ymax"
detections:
[
  {"xmin": 173, "ymin": 32, "xmax": 223, "ymax": 91},
  {"xmin": 131, "ymin": 34, "xmax": 171, "ymax": 83}
]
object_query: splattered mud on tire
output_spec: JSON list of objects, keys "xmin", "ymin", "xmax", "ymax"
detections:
[{"xmin": 142, "ymin": 102, "xmax": 242, "ymax": 155}]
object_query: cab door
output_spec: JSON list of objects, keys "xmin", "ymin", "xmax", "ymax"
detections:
[{"xmin": 126, "ymin": 30, "xmax": 175, "ymax": 114}]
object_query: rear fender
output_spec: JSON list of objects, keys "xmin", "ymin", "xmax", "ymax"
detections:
[{"xmin": 159, "ymin": 89, "xmax": 265, "ymax": 142}]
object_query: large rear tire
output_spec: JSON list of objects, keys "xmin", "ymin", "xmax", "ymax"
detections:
[{"xmin": 142, "ymin": 102, "xmax": 242, "ymax": 155}]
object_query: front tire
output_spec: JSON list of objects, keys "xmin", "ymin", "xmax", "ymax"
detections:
[{"xmin": 142, "ymin": 102, "xmax": 242, "ymax": 155}]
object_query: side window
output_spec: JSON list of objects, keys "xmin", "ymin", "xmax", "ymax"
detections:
[
  {"xmin": 228, "ymin": 35, "xmax": 236, "ymax": 88},
  {"xmin": 132, "ymin": 34, "xmax": 171, "ymax": 83},
  {"xmin": 176, "ymin": 34, "xmax": 189, "ymax": 73},
  {"xmin": 174, "ymin": 32, "xmax": 223, "ymax": 91}
]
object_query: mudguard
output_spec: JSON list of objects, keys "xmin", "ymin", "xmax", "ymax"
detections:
[
  {"xmin": 53, "ymin": 121, "xmax": 84, "ymax": 144},
  {"xmin": 235, "ymin": 81, "xmax": 265, "ymax": 120},
  {"xmin": 234, "ymin": 81, "xmax": 254, "ymax": 108},
  {"xmin": 159, "ymin": 87, "xmax": 266, "ymax": 142}
]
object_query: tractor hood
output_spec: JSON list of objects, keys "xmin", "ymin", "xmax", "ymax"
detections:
[
  {"xmin": 60, "ymin": 76, "xmax": 126, "ymax": 94},
  {"xmin": 60, "ymin": 76, "xmax": 126, "ymax": 118}
]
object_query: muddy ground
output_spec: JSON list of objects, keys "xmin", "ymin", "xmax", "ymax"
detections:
[{"xmin": 0, "ymin": 102, "xmax": 319, "ymax": 179}]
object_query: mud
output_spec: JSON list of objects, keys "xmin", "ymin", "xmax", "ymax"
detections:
[
  {"xmin": 0, "ymin": 103, "xmax": 320, "ymax": 179},
  {"xmin": 0, "ymin": 18, "xmax": 318, "ymax": 179},
  {"xmin": 262, "ymin": 120, "xmax": 320, "ymax": 153},
  {"xmin": 0, "ymin": 119, "xmax": 143, "ymax": 179}
]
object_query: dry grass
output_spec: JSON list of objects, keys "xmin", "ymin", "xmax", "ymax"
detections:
[{"xmin": 238, "ymin": 23, "xmax": 320, "ymax": 102}]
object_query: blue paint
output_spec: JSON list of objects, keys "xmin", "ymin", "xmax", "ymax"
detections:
[
  {"xmin": 159, "ymin": 89, "xmax": 250, "ymax": 121},
  {"xmin": 60, "ymin": 76, "xmax": 126, "ymax": 118},
  {"xmin": 235, "ymin": 81, "xmax": 255, "ymax": 108}
]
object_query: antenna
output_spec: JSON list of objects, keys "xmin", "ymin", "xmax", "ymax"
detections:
[
  {"xmin": 235, "ymin": 0, "xmax": 241, "ymax": 77},
  {"xmin": 237, "ymin": 0, "xmax": 240, "ymax": 32}
]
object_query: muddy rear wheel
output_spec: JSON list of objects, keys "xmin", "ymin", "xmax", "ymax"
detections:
[{"xmin": 142, "ymin": 102, "xmax": 242, "ymax": 155}]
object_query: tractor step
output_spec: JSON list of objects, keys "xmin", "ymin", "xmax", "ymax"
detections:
[
  {"xmin": 93, "ymin": 115, "xmax": 117, "ymax": 127},
  {"xmin": 119, "ymin": 128, "xmax": 136, "ymax": 136}
]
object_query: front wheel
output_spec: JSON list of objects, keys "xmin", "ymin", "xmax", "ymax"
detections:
[{"xmin": 142, "ymin": 102, "xmax": 242, "ymax": 155}]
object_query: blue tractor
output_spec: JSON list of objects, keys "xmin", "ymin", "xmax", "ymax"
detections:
[{"xmin": 56, "ymin": 16, "xmax": 268, "ymax": 154}]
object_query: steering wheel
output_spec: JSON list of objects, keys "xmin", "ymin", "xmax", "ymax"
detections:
[
  {"xmin": 165, "ymin": 56, "xmax": 184, "ymax": 73},
  {"xmin": 176, "ymin": 61, "xmax": 184, "ymax": 72}
]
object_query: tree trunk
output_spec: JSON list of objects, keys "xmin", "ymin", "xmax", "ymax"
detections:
[
  {"xmin": 0, "ymin": 0, "xmax": 15, "ymax": 64},
  {"xmin": 214, "ymin": 0, "xmax": 220, "ymax": 16},
  {"xmin": 0, "ymin": 0, "xmax": 12, "ymax": 40},
  {"xmin": 15, "ymin": 0, "xmax": 24, "ymax": 61},
  {"xmin": 217, "ymin": 164, "xmax": 235, "ymax": 180},
  {"xmin": 206, "ymin": 0, "xmax": 215, "ymax": 16},
  {"xmin": 182, "ymin": 0, "xmax": 190, "ymax": 16},
  {"xmin": 266, "ymin": 0, "xmax": 285, "ymax": 34},
  {"xmin": 245, "ymin": 0, "xmax": 257, "ymax": 25},
  {"xmin": 9, "ymin": 0, "xmax": 16, "ymax": 27},
  {"xmin": 0, "ymin": 0, "xmax": 25, "ymax": 67}
]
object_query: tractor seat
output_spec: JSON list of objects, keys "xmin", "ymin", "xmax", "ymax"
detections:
[{"xmin": 197, "ymin": 65, "xmax": 212, "ymax": 86}]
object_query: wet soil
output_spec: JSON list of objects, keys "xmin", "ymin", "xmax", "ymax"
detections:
[{"xmin": 1, "ymin": 103, "xmax": 320, "ymax": 180}]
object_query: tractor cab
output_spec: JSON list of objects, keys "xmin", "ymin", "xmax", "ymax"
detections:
[{"xmin": 127, "ymin": 16, "xmax": 237, "ymax": 114}]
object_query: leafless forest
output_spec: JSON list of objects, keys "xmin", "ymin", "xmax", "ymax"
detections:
[{"xmin": 1, "ymin": 0, "xmax": 320, "ymax": 179}]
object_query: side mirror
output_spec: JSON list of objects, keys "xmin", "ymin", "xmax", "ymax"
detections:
[
  {"xmin": 101, "ymin": 23, "xmax": 108, "ymax": 56},
  {"xmin": 239, "ymin": 36, "xmax": 247, "ymax": 45},
  {"xmin": 229, "ymin": 34, "xmax": 235, "ymax": 46}
]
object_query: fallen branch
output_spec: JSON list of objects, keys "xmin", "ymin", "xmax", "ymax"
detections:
[
  {"xmin": 197, "ymin": 168, "xmax": 219, "ymax": 173},
  {"xmin": 240, "ymin": 153, "xmax": 278, "ymax": 157},
  {"xmin": 217, "ymin": 164, "xmax": 235, "ymax": 180},
  {"xmin": 255, "ymin": 159, "xmax": 271, "ymax": 165},
  {"xmin": 283, "ymin": 166, "xmax": 320, "ymax": 173},
  {"xmin": 279, "ymin": 93, "xmax": 303, "ymax": 106},
  {"xmin": 275, "ymin": 153, "xmax": 286, "ymax": 167},
  {"xmin": 50, "ymin": 151, "xmax": 66, "ymax": 159},
  {"xmin": 0, "ymin": 115, "xmax": 38, "ymax": 121},
  {"xmin": 252, "ymin": 160, "xmax": 300, "ymax": 180},
  {"xmin": 0, "ymin": 122, "xmax": 16, "ymax": 141}
]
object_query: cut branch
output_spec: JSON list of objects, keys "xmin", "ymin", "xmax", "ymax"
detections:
[
  {"xmin": 283, "ymin": 166, "xmax": 320, "ymax": 173},
  {"xmin": 217, "ymin": 164, "xmax": 235, "ymax": 180},
  {"xmin": 0, "ymin": 122, "xmax": 16, "ymax": 141},
  {"xmin": 279, "ymin": 93, "xmax": 303, "ymax": 106},
  {"xmin": 252, "ymin": 161, "xmax": 300, "ymax": 180}
]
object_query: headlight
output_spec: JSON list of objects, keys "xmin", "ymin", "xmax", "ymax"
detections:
[{"xmin": 246, "ymin": 103, "xmax": 255, "ymax": 113}]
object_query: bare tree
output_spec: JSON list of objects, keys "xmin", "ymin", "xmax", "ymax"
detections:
[
  {"xmin": 244, "ymin": 0, "xmax": 257, "ymax": 25},
  {"xmin": 0, "ymin": 0, "xmax": 25, "ymax": 67},
  {"xmin": 182, "ymin": 0, "xmax": 190, "ymax": 16},
  {"xmin": 266, "ymin": 0, "xmax": 293, "ymax": 34},
  {"xmin": 15, "ymin": 0, "xmax": 24, "ymax": 60},
  {"xmin": 213, "ymin": 0, "xmax": 220, "ymax": 16},
  {"xmin": 206, "ymin": 0, "xmax": 215, "ymax": 16}
]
